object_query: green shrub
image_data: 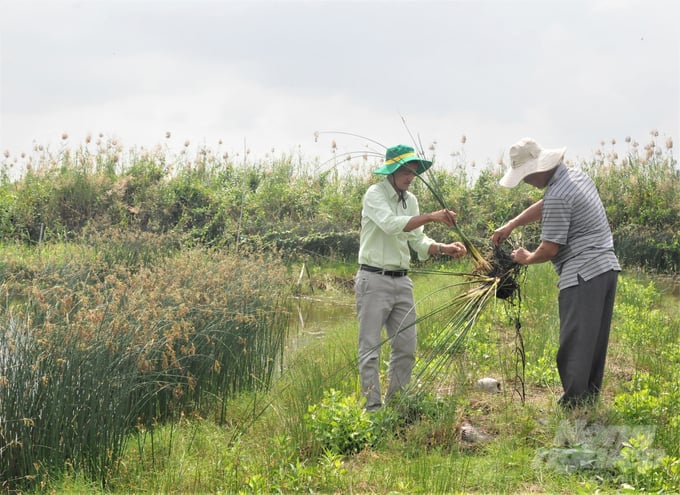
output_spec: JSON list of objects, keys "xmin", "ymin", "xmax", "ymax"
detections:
[
  {"xmin": 615, "ymin": 277, "xmax": 679, "ymax": 371},
  {"xmin": 2, "ymin": 136, "xmax": 678, "ymax": 272},
  {"xmin": 586, "ymin": 154, "xmax": 680, "ymax": 272},
  {"xmin": 304, "ymin": 389, "xmax": 378, "ymax": 455},
  {"xmin": 615, "ymin": 432, "xmax": 680, "ymax": 492},
  {"xmin": 614, "ymin": 370, "xmax": 680, "ymax": 427}
]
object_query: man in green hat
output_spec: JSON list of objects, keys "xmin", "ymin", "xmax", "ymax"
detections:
[{"xmin": 356, "ymin": 144, "xmax": 467, "ymax": 411}]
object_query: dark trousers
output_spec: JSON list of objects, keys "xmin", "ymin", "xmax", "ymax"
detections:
[{"xmin": 557, "ymin": 270, "xmax": 619, "ymax": 407}]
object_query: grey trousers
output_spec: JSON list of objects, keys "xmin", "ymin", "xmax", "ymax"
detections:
[
  {"xmin": 557, "ymin": 270, "xmax": 619, "ymax": 406},
  {"xmin": 355, "ymin": 270, "xmax": 417, "ymax": 411}
]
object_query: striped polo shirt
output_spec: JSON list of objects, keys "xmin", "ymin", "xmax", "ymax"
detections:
[{"xmin": 542, "ymin": 163, "xmax": 621, "ymax": 290}]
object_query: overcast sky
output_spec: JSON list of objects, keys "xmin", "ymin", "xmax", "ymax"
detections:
[{"xmin": 1, "ymin": 0, "xmax": 678, "ymax": 178}]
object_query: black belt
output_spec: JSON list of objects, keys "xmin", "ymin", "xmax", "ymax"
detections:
[{"xmin": 360, "ymin": 264, "xmax": 408, "ymax": 277}]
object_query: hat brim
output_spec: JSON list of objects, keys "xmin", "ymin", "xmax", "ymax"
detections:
[
  {"xmin": 499, "ymin": 147, "xmax": 566, "ymax": 188},
  {"xmin": 374, "ymin": 158, "xmax": 432, "ymax": 175}
]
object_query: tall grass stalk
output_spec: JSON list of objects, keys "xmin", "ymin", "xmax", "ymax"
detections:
[
  {"xmin": 0, "ymin": 242, "xmax": 291, "ymax": 490},
  {"xmin": 0, "ymin": 311, "xmax": 142, "ymax": 487}
]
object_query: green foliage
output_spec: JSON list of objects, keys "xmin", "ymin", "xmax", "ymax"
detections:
[
  {"xmin": 0, "ymin": 183, "xmax": 18, "ymax": 238},
  {"xmin": 532, "ymin": 420, "xmax": 680, "ymax": 493},
  {"xmin": 615, "ymin": 277, "xmax": 680, "ymax": 371},
  {"xmin": 303, "ymin": 388, "xmax": 460, "ymax": 458},
  {"xmin": 2, "ymin": 136, "xmax": 678, "ymax": 271},
  {"xmin": 615, "ymin": 432, "xmax": 680, "ymax": 492},
  {"xmin": 2, "ymin": 133, "xmax": 679, "ymax": 493},
  {"xmin": 50, "ymin": 166, "xmax": 106, "ymax": 235},
  {"xmin": 164, "ymin": 171, "xmax": 233, "ymax": 244},
  {"xmin": 317, "ymin": 171, "xmax": 366, "ymax": 228},
  {"xmin": 304, "ymin": 389, "xmax": 378, "ymax": 455},
  {"xmin": 1, "ymin": 314, "xmax": 139, "ymax": 488},
  {"xmin": 587, "ymin": 154, "xmax": 679, "ymax": 231},
  {"xmin": 610, "ymin": 271, "xmax": 680, "ymax": 471},
  {"xmin": 613, "ymin": 369, "xmax": 680, "ymax": 455},
  {"xmin": 525, "ymin": 345, "xmax": 561, "ymax": 387},
  {"xmin": 586, "ymin": 154, "xmax": 680, "ymax": 272},
  {"xmin": 11, "ymin": 266, "xmax": 679, "ymax": 495},
  {"xmin": 9, "ymin": 170, "xmax": 60, "ymax": 242},
  {"xmin": 613, "ymin": 224, "xmax": 680, "ymax": 272}
]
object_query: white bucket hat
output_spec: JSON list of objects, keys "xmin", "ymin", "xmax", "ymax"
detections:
[{"xmin": 500, "ymin": 137, "xmax": 566, "ymax": 188}]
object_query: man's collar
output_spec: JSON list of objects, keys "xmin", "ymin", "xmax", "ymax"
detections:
[
  {"xmin": 380, "ymin": 178, "xmax": 400, "ymax": 199},
  {"xmin": 548, "ymin": 163, "xmax": 567, "ymax": 186}
]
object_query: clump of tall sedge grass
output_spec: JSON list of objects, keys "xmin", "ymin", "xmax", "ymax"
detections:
[{"xmin": 0, "ymin": 236, "xmax": 292, "ymax": 490}]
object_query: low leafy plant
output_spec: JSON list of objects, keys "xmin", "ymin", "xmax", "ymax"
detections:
[
  {"xmin": 613, "ymin": 369, "xmax": 680, "ymax": 448},
  {"xmin": 304, "ymin": 389, "xmax": 379, "ymax": 455},
  {"xmin": 615, "ymin": 432, "xmax": 680, "ymax": 492},
  {"xmin": 525, "ymin": 345, "xmax": 561, "ymax": 387}
]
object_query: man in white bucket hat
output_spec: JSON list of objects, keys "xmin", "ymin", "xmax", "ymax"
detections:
[{"xmin": 491, "ymin": 138, "xmax": 621, "ymax": 409}]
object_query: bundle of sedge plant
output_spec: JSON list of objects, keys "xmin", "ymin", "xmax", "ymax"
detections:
[{"xmin": 406, "ymin": 135, "xmax": 528, "ymax": 402}]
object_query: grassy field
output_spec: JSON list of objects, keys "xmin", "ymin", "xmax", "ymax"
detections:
[{"xmin": 25, "ymin": 261, "xmax": 679, "ymax": 494}]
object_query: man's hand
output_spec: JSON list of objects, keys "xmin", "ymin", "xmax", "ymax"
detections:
[
  {"xmin": 431, "ymin": 209, "xmax": 457, "ymax": 228},
  {"xmin": 491, "ymin": 224, "xmax": 514, "ymax": 245},
  {"xmin": 404, "ymin": 209, "xmax": 457, "ymax": 232},
  {"xmin": 510, "ymin": 247, "xmax": 531, "ymax": 264},
  {"xmin": 490, "ymin": 200, "xmax": 543, "ymax": 245},
  {"xmin": 511, "ymin": 241, "xmax": 560, "ymax": 265},
  {"xmin": 441, "ymin": 241, "xmax": 467, "ymax": 259}
]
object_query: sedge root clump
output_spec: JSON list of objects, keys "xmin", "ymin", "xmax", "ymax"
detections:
[{"xmin": 475, "ymin": 245, "xmax": 524, "ymax": 300}]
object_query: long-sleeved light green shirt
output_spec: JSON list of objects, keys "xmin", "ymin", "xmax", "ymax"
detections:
[{"xmin": 357, "ymin": 179, "xmax": 435, "ymax": 270}]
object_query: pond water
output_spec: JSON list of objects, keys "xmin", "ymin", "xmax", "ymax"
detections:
[
  {"xmin": 288, "ymin": 293, "xmax": 355, "ymax": 352},
  {"xmin": 293, "ymin": 293, "xmax": 354, "ymax": 323}
]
